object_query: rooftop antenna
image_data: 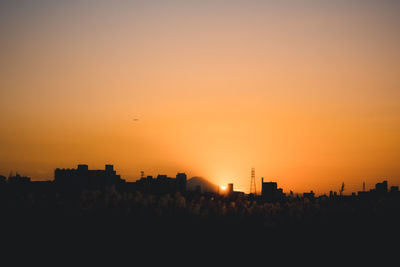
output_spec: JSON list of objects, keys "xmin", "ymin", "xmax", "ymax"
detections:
[
  {"xmin": 363, "ymin": 181, "xmax": 365, "ymax": 192},
  {"xmin": 250, "ymin": 167, "xmax": 256, "ymax": 195},
  {"xmin": 140, "ymin": 171, "xmax": 145, "ymax": 179}
]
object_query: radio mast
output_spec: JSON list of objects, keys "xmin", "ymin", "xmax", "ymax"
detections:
[{"xmin": 250, "ymin": 167, "xmax": 256, "ymax": 195}]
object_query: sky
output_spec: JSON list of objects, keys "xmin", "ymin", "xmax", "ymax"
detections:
[{"xmin": 0, "ymin": 0, "xmax": 400, "ymax": 194}]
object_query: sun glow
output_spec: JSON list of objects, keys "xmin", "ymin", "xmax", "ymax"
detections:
[
  {"xmin": 220, "ymin": 185, "xmax": 227, "ymax": 191},
  {"xmin": 0, "ymin": 1, "xmax": 400, "ymax": 195}
]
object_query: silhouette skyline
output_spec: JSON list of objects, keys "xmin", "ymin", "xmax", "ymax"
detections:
[
  {"xmin": 1, "ymin": 1, "xmax": 400, "ymax": 195},
  {"xmin": 1, "ymin": 1, "xmax": 400, "ymax": 259},
  {"xmin": 1, "ymin": 162, "xmax": 400, "ymax": 260},
  {"xmin": 2, "ymin": 164, "xmax": 399, "ymax": 198}
]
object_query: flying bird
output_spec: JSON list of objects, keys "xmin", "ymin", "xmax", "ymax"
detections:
[{"xmin": 133, "ymin": 118, "xmax": 139, "ymax": 122}]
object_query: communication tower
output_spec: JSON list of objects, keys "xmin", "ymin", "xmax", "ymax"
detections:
[{"xmin": 250, "ymin": 168, "xmax": 256, "ymax": 195}]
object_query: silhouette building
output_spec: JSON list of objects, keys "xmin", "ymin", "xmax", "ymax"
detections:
[
  {"xmin": 176, "ymin": 173, "xmax": 187, "ymax": 192},
  {"xmin": 375, "ymin": 181, "xmax": 388, "ymax": 195},
  {"xmin": 303, "ymin": 191, "xmax": 315, "ymax": 200},
  {"xmin": 358, "ymin": 180, "xmax": 393, "ymax": 197},
  {"xmin": 228, "ymin": 183, "xmax": 234, "ymax": 195},
  {"xmin": 261, "ymin": 178, "xmax": 285, "ymax": 201},
  {"xmin": 54, "ymin": 164, "xmax": 125, "ymax": 190},
  {"xmin": 7, "ymin": 172, "xmax": 31, "ymax": 184},
  {"xmin": 390, "ymin": 186, "xmax": 399, "ymax": 193},
  {"xmin": 132, "ymin": 172, "xmax": 187, "ymax": 193}
]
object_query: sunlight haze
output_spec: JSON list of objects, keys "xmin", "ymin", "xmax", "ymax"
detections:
[{"xmin": 1, "ymin": 0, "xmax": 400, "ymax": 195}]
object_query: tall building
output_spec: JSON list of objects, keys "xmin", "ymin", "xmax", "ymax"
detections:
[
  {"xmin": 54, "ymin": 164, "xmax": 124, "ymax": 189},
  {"xmin": 261, "ymin": 178, "xmax": 285, "ymax": 201},
  {"xmin": 176, "ymin": 173, "xmax": 187, "ymax": 192},
  {"xmin": 227, "ymin": 183, "xmax": 234, "ymax": 195},
  {"xmin": 375, "ymin": 181, "xmax": 388, "ymax": 195}
]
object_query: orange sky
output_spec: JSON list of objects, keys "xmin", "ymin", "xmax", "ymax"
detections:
[{"xmin": 1, "ymin": 1, "xmax": 400, "ymax": 194}]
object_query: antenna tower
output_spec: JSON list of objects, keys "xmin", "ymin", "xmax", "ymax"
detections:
[{"xmin": 250, "ymin": 167, "xmax": 256, "ymax": 195}]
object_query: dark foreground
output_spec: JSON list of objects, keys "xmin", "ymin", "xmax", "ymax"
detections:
[{"xmin": 1, "ymin": 186, "xmax": 399, "ymax": 262}]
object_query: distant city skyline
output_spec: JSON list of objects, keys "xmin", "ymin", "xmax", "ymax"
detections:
[
  {"xmin": 1, "ymin": 163, "xmax": 398, "ymax": 197},
  {"xmin": 1, "ymin": 1, "xmax": 400, "ymax": 195}
]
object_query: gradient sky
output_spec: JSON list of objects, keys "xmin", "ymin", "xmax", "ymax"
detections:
[{"xmin": 1, "ymin": 0, "xmax": 400, "ymax": 194}]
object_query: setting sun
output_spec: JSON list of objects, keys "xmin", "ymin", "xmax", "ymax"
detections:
[
  {"xmin": 0, "ymin": 1, "xmax": 399, "ymax": 254},
  {"xmin": 0, "ymin": 1, "xmax": 399, "ymax": 195}
]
